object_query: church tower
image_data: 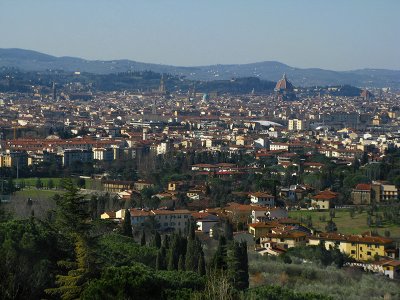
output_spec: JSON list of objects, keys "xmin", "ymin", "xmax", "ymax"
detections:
[{"xmin": 159, "ymin": 74, "xmax": 166, "ymax": 94}]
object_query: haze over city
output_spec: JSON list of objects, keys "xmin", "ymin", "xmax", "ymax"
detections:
[{"xmin": 1, "ymin": 0, "xmax": 399, "ymax": 70}]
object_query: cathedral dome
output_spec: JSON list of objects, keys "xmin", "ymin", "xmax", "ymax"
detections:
[{"xmin": 274, "ymin": 73, "xmax": 294, "ymax": 91}]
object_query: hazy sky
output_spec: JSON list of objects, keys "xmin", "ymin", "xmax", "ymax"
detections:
[{"xmin": 1, "ymin": 0, "xmax": 399, "ymax": 70}]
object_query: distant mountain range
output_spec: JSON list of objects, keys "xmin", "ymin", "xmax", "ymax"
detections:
[{"xmin": 0, "ymin": 48, "xmax": 399, "ymax": 88}]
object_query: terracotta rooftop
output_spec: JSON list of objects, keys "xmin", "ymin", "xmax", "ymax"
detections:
[{"xmin": 310, "ymin": 232, "xmax": 393, "ymax": 245}]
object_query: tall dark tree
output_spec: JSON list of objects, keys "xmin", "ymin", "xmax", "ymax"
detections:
[
  {"xmin": 226, "ymin": 241, "xmax": 242, "ymax": 289},
  {"xmin": 156, "ymin": 250, "xmax": 165, "ymax": 271},
  {"xmin": 197, "ymin": 253, "xmax": 206, "ymax": 276},
  {"xmin": 212, "ymin": 236, "xmax": 227, "ymax": 270},
  {"xmin": 46, "ymin": 235, "xmax": 96, "ymax": 300},
  {"xmin": 163, "ymin": 234, "xmax": 170, "ymax": 249},
  {"xmin": 167, "ymin": 234, "xmax": 180, "ymax": 270},
  {"xmin": 178, "ymin": 255, "xmax": 185, "ymax": 271},
  {"xmin": 54, "ymin": 179, "xmax": 91, "ymax": 235},
  {"xmin": 122, "ymin": 209, "xmax": 133, "ymax": 238},
  {"xmin": 153, "ymin": 231, "xmax": 161, "ymax": 248},
  {"xmin": 140, "ymin": 229, "xmax": 146, "ymax": 246},
  {"xmin": 238, "ymin": 242, "xmax": 249, "ymax": 289},
  {"xmin": 224, "ymin": 219, "xmax": 234, "ymax": 240},
  {"xmin": 46, "ymin": 179, "xmax": 96, "ymax": 300}
]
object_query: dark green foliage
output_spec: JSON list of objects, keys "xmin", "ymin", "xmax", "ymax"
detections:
[
  {"xmin": 153, "ymin": 231, "xmax": 162, "ymax": 248},
  {"xmin": 54, "ymin": 179, "xmax": 91, "ymax": 235},
  {"xmin": 77, "ymin": 178, "xmax": 86, "ymax": 188},
  {"xmin": 226, "ymin": 241, "xmax": 249, "ymax": 290},
  {"xmin": 96, "ymin": 234, "xmax": 157, "ymax": 268},
  {"xmin": 156, "ymin": 248, "xmax": 167, "ymax": 271},
  {"xmin": 197, "ymin": 254, "xmax": 206, "ymax": 276},
  {"xmin": 227, "ymin": 241, "xmax": 242, "ymax": 289},
  {"xmin": 122, "ymin": 209, "xmax": 133, "ymax": 238},
  {"xmin": 211, "ymin": 236, "xmax": 227, "ymax": 270},
  {"xmin": 35, "ymin": 177, "xmax": 43, "ymax": 189},
  {"xmin": 325, "ymin": 219, "xmax": 337, "ymax": 232},
  {"xmin": 47, "ymin": 178, "xmax": 55, "ymax": 189},
  {"xmin": 246, "ymin": 285, "xmax": 331, "ymax": 300},
  {"xmin": 0, "ymin": 219, "xmax": 62, "ymax": 300},
  {"xmin": 46, "ymin": 235, "xmax": 97, "ymax": 300},
  {"xmin": 178, "ymin": 255, "xmax": 185, "ymax": 271},
  {"xmin": 281, "ymin": 254, "xmax": 293, "ymax": 264},
  {"xmin": 81, "ymin": 264, "xmax": 205, "ymax": 300},
  {"xmin": 239, "ymin": 242, "xmax": 249, "ymax": 288},
  {"xmin": 140, "ymin": 229, "xmax": 146, "ymax": 246},
  {"xmin": 224, "ymin": 218, "xmax": 234, "ymax": 240},
  {"xmin": 285, "ymin": 245, "xmax": 350, "ymax": 267},
  {"xmin": 185, "ymin": 236, "xmax": 203, "ymax": 272}
]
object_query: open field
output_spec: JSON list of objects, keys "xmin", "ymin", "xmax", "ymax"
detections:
[
  {"xmin": 288, "ymin": 209, "xmax": 400, "ymax": 240},
  {"xmin": 15, "ymin": 177, "xmax": 77, "ymax": 188},
  {"xmin": 14, "ymin": 177, "xmax": 102, "ymax": 190},
  {"xmin": 3, "ymin": 189, "xmax": 64, "ymax": 219},
  {"xmin": 14, "ymin": 189, "xmax": 64, "ymax": 199}
]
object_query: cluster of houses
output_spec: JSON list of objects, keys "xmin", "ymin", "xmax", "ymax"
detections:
[{"xmin": 101, "ymin": 191, "xmax": 400, "ymax": 279}]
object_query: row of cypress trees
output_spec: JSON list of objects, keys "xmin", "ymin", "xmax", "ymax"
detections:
[
  {"xmin": 122, "ymin": 208, "xmax": 248, "ymax": 290},
  {"xmin": 211, "ymin": 235, "xmax": 249, "ymax": 290},
  {"xmin": 155, "ymin": 222, "xmax": 206, "ymax": 275}
]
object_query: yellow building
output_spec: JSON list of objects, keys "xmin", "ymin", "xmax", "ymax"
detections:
[
  {"xmin": 308, "ymin": 233, "xmax": 394, "ymax": 261},
  {"xmin": 288, "ymin": 119, "xmax": 304, "ymax": 131},
  {"xmin": 0, "ymin": 151, "xmax": 28, "ymax": 168},
  {"xmin": 100, "ymin": 211, "xmax": 117, "ymax": 220},
  {"xmin": 260, "ymin": 231, "xmax": 307, "ymax": 249},
  {"xmin": 248, "ymin": 222, "xmax": 278, "ymax": 239}
]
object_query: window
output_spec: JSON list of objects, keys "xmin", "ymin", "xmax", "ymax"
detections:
[
  {"xmin": 360, "ymin": 247, "xmax": 363, "ymax": 251},
  {"xmin": 367, "ymin": 251, "xmax": 371, "ymax": 256},
  {"xmin": 351, "ymin": 250, "xmax": 355, "ymax": 254}
]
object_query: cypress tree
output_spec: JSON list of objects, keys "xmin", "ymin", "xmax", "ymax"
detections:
[
  {"xmin": 167, "ymin": 250, "xmax": 175, "ymax": 271},
  {"xmin": 185, "ymin": 237, "xmax": 196, "ymax": 271},
  {"xmin": 224, "ymin": 219, "xmax": 234, "ymax": 241},
  {"xmin": 167, "ymin": 234, "xmax": 180, "ymax": 270},
  {"xmin": 226, "ymin": 241, "xmax": 241, "ymax": 289},
  {"xmin": 185, "ymin": 227, "xmax": 202, "ymax": 272},
  {"xmin": 212, "ymin": 236, "xmax": 227, "ymax": 270},
  {"xmin": 197, "ymin": 253, "xmax": 206, "ymax": 276},
  {"xmin": 140, "ymin": 230, "xmax": 146, "ymax": 246},
  {"xmin": 153, "ymin": 231, "xmax": 162, "ymax": 248},
  {"xmin": 178, "ymin": 255, "xmax": 185, "ymax": 271},
  {"xmin": 239, "ymin": 241, "xmax": 249, "ymax": 289},
  {"xmin": 163, "ymin": 234, "xmax": 170, "ymax": 249},
  {"xmin": 156, "ymin": 251, "xmax": 164, "ymax": 270},
  {"xmin": 159, "ymin": 246, "xmax": 166, "ymax": 269},
  {"xmin": 122, "ymin": 209, "xmax": 133, "ymax": 238}
]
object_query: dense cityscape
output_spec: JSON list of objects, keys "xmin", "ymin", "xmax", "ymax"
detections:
[{"xmin": 1, "ymin": 65, "xmax": 400, "ymax": 299}]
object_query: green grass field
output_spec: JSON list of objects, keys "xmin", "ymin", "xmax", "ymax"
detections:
[
  {"xmin": 15, "ymin": 177, "xmax": 72, "ymax": 188},
  {"xmin": 14, "ymin": 177, "xmax": 102, "ymax": 190},
  {"xmin": 289, "ymin": 209, "xmax": 400, "ymax": 240}
]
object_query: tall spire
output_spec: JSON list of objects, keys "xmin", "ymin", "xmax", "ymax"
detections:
[{"xmin": 159, "ymin": 74, "xmax": 166, "ymax": 93}]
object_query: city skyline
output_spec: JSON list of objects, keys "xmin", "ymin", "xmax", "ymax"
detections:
[{"xmin": 0, "ymin": 0, "xmax": 399, "ymax": 70}]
